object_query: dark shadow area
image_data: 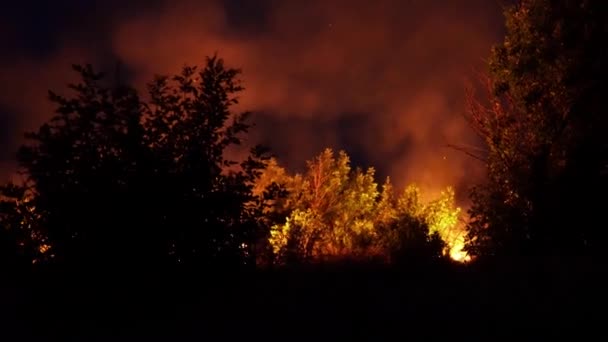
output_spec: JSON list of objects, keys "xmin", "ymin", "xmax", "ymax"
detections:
[
  {"xmin": 1, "ymin": 259, "xmax": 605, "ymax": 341},
  {"xmin": 0, "ymin": 107, "xmax": 16, "ymax": 163}
]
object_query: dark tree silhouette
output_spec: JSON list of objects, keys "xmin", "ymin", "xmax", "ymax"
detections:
[
  {"xmin": 1, "ymin": 56, "xmax": 269, "ymax": 269},
  {"xmin": 465, "ymin": 0, "xmax": 608, "ymax": 258},
  {"xmin": 380, "ymin": 215, "xmax": 446, "ymax": 265}
]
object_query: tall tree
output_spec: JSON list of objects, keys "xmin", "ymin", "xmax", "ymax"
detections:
[
  {"xmin": 268, "ymin": 149, "xmax": 378, "ymax": 262},
  {"xmin": 2, "ymin": 56, "xmax": 268, "ymax": 268},
  {"xmin": 465, "ymin": 0, "xmax": 608, "ymax": 257}
]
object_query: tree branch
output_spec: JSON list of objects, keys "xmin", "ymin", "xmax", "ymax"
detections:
[{"xmin": 446, "ymin": 143, "xmax": 487, "ymax": 162}]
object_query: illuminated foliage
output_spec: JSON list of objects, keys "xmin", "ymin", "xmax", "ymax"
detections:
[
  {"xmin": 394, "ymin": 185, "xmax": 465, "ymax": 261},
  {"xmin": 267, "ymin": 149, "xmax": 379, "ymax": 262},
  {"xmin": 260, "ymin": 149, "xmax": 462, "ymax": 264},
  {"xmin": 0, "ymin": 183, "xmax": 51, "ymax": 266}
]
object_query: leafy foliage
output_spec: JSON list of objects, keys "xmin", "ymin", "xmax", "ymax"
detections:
[
  {"xmin": 260, "ymin": 149, "xmax": 462, "ymax": 264},
  {"xmin": 465, "ymin": 0, "xmax": 608, "ymax": 257},
  {"xmin": 0, "ymin": 182, "xmax": 51, "ymax": 267},
  {"xmin": 267, "ymin": 149, "xmax": 379, "ymax": 262},
  {"xmin": 1, "ymin": 56, "xmax": 269, "ymax": 268}
]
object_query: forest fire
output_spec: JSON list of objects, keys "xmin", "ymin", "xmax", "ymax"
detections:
[
  {"xmin": 256, "ymin": 150, "xmax": 468, "ymax": 263},
  {"xmin": 448, "ymin": 235, "xmax": 469, "ymax": 262},
  {"xmin": 0, "ymin": 0, "xmax": 499, "ymax": 205},
  {"xmin": 0, "ymin": 0, "xmax": 495, "ymax": 266},
  {"xmin": 2, "ymin": 1, "xmax": 607, "ymax": 340}
]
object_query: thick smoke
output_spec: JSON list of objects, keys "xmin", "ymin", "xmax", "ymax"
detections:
[{"xmin": 0, "ymin": 0, "xmax": 504, "ymax": 205}]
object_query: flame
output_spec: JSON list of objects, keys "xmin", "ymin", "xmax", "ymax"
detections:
[
  {"xmin": 443, "ymin": 226, "xmax": 471, "ymax": 263},
  {"xmin": 449, "ymin": 241, "xmax": 471, "ymax": 262}
]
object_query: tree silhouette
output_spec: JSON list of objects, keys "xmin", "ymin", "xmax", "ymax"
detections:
[
  {"xmin": 2, "ymin": 56, "xmax": 269, "ymax": 269},
  {"xmin": 465, "ymin": 0, "xmax": 608, "ymax": 258}
]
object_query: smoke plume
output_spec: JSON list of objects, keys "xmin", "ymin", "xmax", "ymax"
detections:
[{"xmin": 0, "ymin": 0, "xmax": 505, "ymax": 205}]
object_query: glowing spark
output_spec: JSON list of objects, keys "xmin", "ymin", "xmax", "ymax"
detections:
[{"xmin": 39, "ymin": 244, "xmax": 51, "ymax": 254}]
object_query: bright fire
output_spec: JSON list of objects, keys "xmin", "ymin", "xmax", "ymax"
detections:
[{"xmin": 449, "ymin": 241, "xmax": 471, "ymax": 262}]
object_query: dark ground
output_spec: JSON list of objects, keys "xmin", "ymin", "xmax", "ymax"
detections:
[{"xmin": 1, "ymin": 258, "xmax": 605, "ymax": 341}]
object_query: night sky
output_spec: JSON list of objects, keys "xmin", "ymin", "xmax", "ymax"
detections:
[{"xmin": 0, "ymin": 0, "xmax": 506, "ymax": 205}]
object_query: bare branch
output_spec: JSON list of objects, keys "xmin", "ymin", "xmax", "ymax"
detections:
[{"xmin": 446, "ymin": 143, "xmax": 487, "ymax": 162}]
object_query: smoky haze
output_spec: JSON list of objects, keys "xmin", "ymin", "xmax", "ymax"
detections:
[{"xmin": 0, "ymin": 0, "xmax": 505, "ymax": 206}]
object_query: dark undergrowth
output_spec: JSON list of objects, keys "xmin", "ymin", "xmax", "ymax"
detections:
[{"xmin": 1, "ymin": 257, "xmax": 604, "ymax": 341}]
